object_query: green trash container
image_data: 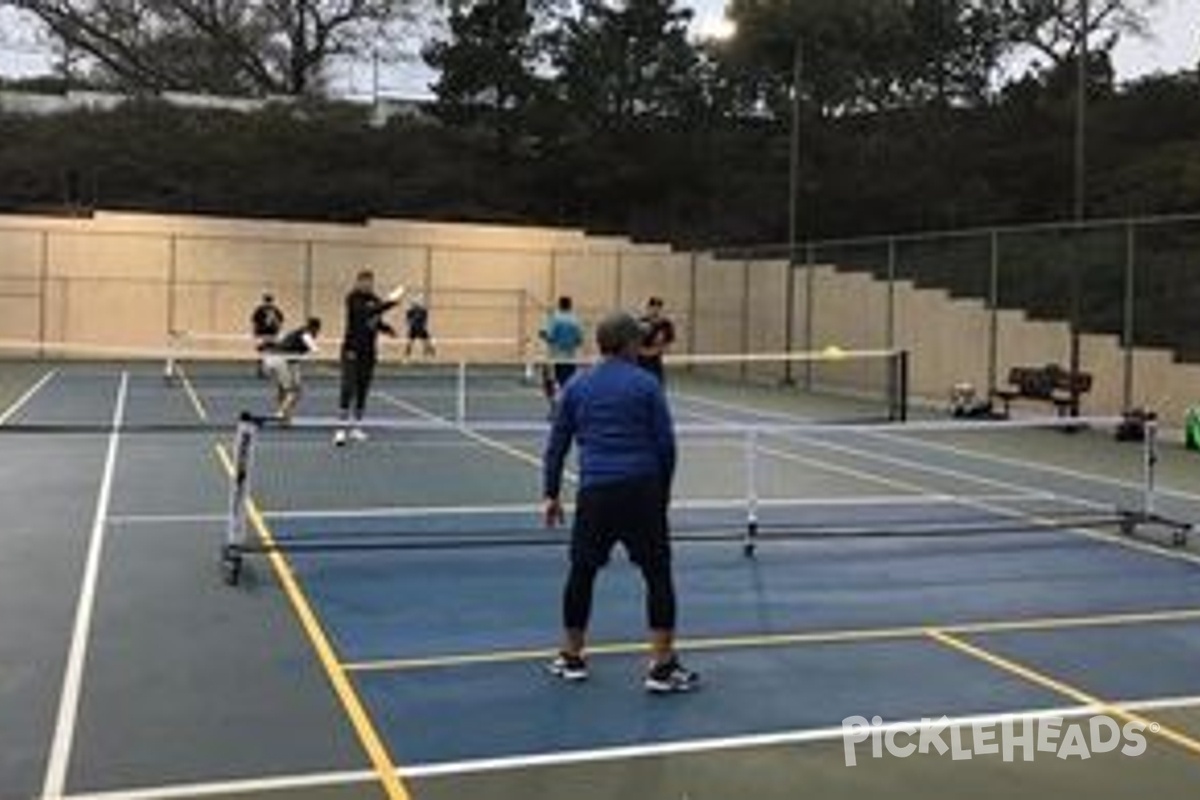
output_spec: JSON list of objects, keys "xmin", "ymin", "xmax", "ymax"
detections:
[{"xmin": 1187, "ymin": 406, "xmax": 1200, "ymax": 451}]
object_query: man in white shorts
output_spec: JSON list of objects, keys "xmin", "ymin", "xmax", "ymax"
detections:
[{"xmin": 263, "ymin": 317, "xmax": 321, "ymax": 421}]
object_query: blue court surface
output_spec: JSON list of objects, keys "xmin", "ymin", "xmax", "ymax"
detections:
[{"xmin": 3, "ymin": 361, "xmax": 1200, "ymax": 800}]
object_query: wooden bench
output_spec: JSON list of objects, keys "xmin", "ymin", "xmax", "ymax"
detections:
[{"xmin": 991, "ymin": 364, "xmax": 1092, "ymax": 417}]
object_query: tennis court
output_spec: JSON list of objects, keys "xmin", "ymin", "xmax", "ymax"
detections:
[{"xmin": 3, "ymin": 348, "xmax": 1200, "ymax": 800}]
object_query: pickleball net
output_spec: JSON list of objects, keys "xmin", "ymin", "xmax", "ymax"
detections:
[
  {"xmin": 219, "ymin": 413, "xmax": 1193, "ymax": 585},
  {"xmin": 0, "ymin": 338, "xmax": 909, "ymax": 427}
]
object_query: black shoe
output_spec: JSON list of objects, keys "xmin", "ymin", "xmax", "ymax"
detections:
[
  {"xmin": 548, "ymin": 652, "xmax": 589, "ymax": 682},
  {"xmin": 645, "ymin": 657, "xmax": 699, "ymax": 694}
]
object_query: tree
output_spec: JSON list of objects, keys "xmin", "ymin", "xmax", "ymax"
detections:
[
  {"xmin": 1000, "ymin": 0, "xmax": 1158, "ymax": 71},
  {"xmin": 422, "ymin": 0, "xmax": 548, "ymax": 148},
  {"xmin": 551, "ymin": 0, "xmax": 703, "ymax": 130},
  {"xmin": 723, "ymin": 0, "xmax": 915, "ymax": 119},
  {"xmin": 901, "ymin": 0, "xmax": 1012, "ymax": 105},
  {"xmin": 6, "ymin": 0, "xmax": 413, "ymax": 95}
]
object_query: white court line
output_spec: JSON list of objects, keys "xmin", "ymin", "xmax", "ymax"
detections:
[
  {"xmin": 41, "ymin": 372, "xmax": 129, "ymax": 800},
  {"xmin": 59, "ymin": 692, "xmax": 1200, "ymax": 799},
  {"xmin": 106, "ymin": 513, "xmax": 227, "ymax": 525},
  {"xmin": 0, "ymin": 369, "xmax": 57, "ymax": 424},
  {"xmin": 61, "ymin": 768, "xmax": 370, "ymax": 800}
]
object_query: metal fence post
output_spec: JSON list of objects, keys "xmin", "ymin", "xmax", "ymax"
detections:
[
  {"xmin": 1122, "ymin": 220, "xmax": 1136, "ymax": 412},
  {"xmin": 886, "ymin": 237, "xmax": 897, "ymax": 350},
  {"xmin": 303, "ymin": 240, "xmax": 315, "ymax": 319},
  {"xmin": 166, "ymin": 234, "xmax": 178, "ymax": 342},
  {"xmin": 38, "ymin": 230, "xmax": 49, "ymax": 354},
  {"xmin": 804, "ymin": 242, "xmax": 815, "ymax": 390},
  {"xmin": 687, "ymin": 251, "xmax": 698, "ymax": 359},
  {"xmin": 740, "ymin": 259, "xmax": 751, "ymax": 376},
  {"xmin": 988, "ymin": 230, "xmax": 1000, "ymax": 395},
  {"xmin": 784, "ymin": 245, "xmax": 797, "ymax": 383},
  {"xmin": 614, "ymin": 251, "xmax": 624, "ymax": 307}
]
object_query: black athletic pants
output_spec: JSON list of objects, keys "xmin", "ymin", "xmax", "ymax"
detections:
[
  {"xmin": 339, "ymin": 348, "xmax": 377, "ymax": 417},
  {"xmin": 562, "ymin": 478, "xmax": 676, "ymax": 632}
]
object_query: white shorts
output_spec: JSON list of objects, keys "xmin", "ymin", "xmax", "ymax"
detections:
[{"xmin": 263, "ymin": 354, "xmax": 300, "ymax": 392}]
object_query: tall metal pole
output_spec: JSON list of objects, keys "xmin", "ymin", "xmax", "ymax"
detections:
[
  {"xmin": 1068, "ymin": 0, "xmax": 1089, "ymax": 416},
  {"xmin": 784, "ymin": 37, "xmax": 803, "ymax": 383},
  {"xmin": 1122, "ymin": 221, "xmax": 1136, "ymax": 411}
]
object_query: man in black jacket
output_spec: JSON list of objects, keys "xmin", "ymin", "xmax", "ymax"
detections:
[{"xmin": 335, "ymin": 270, "xmax": 405, "ymax": 445}]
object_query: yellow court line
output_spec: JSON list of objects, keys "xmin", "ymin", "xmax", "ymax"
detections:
[
  {"xmin": 176, "ymin": 364, "xmax": 210, "ymax": 422},
  {"xmin": 215, "ymin": 445, "xmax": 411, "ymax": 800},
  {"xmin": 343, "ymin": 606, "xmax": 1200, "ymax": 673},
  {"xmin": 926, "ymin": 628, "xmax": 1200, "ymax": 759}
]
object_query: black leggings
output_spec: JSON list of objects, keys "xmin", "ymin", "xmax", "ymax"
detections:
[
  {"xmin": 562, "ymin": 479, "xmax": 677, "ymax": 632},
  {"xmin": 563, "ymin": 560, "xmax": 676, "ymax": 631},
  {"xmin": 339, "ymin": 350, "xmax": 376, "ymax": 417}
]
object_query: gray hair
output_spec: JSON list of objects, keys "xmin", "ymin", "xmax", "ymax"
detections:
[{"xmin": 596, "ymin": 311, "xmax": 644, "ymax": 356}]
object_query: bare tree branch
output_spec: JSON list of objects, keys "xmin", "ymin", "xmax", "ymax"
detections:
[{"xmin": 5, "ymin": 0, "xmax": 414, "ymax": 94}]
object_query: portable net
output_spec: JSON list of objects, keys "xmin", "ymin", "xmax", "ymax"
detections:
[{"xmin": 219, "ymin": 413, "xmax": 1192, "ymax": 584}]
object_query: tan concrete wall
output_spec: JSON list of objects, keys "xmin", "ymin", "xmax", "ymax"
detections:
[
  {"xmin": 2, "ymin": 210, "xmax": 1199, "ymax": 423},
  {"xmin": 693, "ymin": 255, "xmax": 746, "ymax": 357},
  {"xmin": 745, "ymin": 260, "xmax": 788, "ymax": 381},
  {"xmin": 0, "ymin": 227, "xmax": 43, "ymax": 341},
  {"xmin": 172, "ymin": 236, "xmax": 308, "ymax": 346},
  {"xmin": 1131, "ymin": 349, "xmax": 1200, "ymax": 426},
  {"xmin": 550, "ymin": 248, "xmax": 622, "ymax": 341},
  {"xmin": 894, "ymin": 282, "xmax": 990, "ymax": 404},
  {"xmin": 42, "ymin": 229, "xmax": 172, "ymax": 345},
  {"xmin": 809, "ymin": 266, "xmax": 890, "ymax": 351},
  {"xmin": 0, "ymin": 213, "xmax": 627, "ymax": 363},
  {"xmin": 618, "ymin": 248, "xmax": 694, "ymax": 355}
]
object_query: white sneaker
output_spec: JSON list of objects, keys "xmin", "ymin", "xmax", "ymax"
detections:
[
  {"xmin": 349, "ymin": 427, "xmax": 368, "ymax": 442},
  {"xmin": 333, "ymin": 429, "xmax": 347, "ymax": 447}
]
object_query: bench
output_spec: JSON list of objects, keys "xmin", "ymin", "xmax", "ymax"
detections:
[{"xmin": 991, "ymin": 364, "xmax": 1092, "ymax": 417}]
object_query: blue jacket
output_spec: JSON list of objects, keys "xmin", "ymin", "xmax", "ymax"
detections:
[{"xmin": 543, "ymin": 357, "xmax": 676, "ymax": 499}]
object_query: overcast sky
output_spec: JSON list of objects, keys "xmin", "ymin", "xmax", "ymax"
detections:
[
  {"xmin": 1, "ymin": 1, "xmax": 1196, "ymax": 98},
  {"xmin": 690, "ymin": 0, "xmax": 1199, "ymax": 77}
]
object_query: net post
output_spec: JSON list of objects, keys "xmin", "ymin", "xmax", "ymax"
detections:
[
  {"xmin": 456, "ymin": 360, "xmax": 468, "ymax": 424},
  {"xmin": 890, "ymin": 350, "xmax": 909, "ymax": 422},
  {"xmin": 1141, "ymin": 414, "xmax": 1158, "ymax": 520},
  {"xmin": 522, "ymin": 336, "xmax": 536, "ymax": 384},
  {"xmin": 223, "ymin": 412, "xmax": 259, "ymax": 585},
  {"xmin": 164, "ymin": 330, "xmax": 180, "ymax": 382},
  {"xmin": 743, "ymin": 428, "xmax": 760, "ymax": 558}
]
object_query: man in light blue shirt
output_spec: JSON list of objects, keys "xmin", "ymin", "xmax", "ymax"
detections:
[{"xmin": 539, "ymin": 295, "xmax": 585, "ymax": 398}]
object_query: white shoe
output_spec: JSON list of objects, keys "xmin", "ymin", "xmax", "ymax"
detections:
[
  {"xmin": 333, "ymin": 429, "xmax": 347, "ymax": 447},
  {"xmin": 349, "ymin": 427, "xmax": 368, "ymax": 442}
]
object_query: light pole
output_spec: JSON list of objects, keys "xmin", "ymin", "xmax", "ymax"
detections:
[
  {"xmin": 1068, "ymin": 0, "xmax": 1089, "ymax": 417},
  {"xmin": 784, "ymin": 36, "xmax": 804, "ymax": 385}
]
